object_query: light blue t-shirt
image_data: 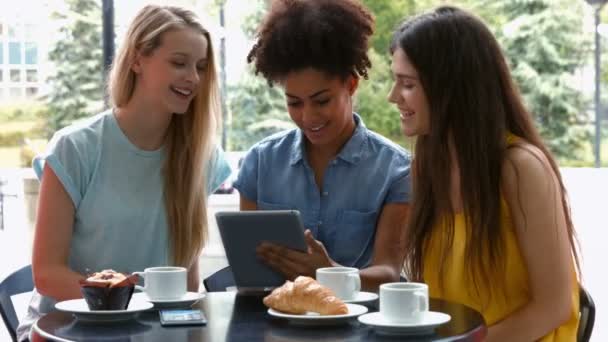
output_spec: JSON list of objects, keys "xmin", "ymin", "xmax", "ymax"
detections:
[
  {"xmin": 17, "ymin": 110, "xmax": 231, "ymax": 341},
  {"xmin": 233, "ymin": 113, "xmax": 411, "ymax": 268}
]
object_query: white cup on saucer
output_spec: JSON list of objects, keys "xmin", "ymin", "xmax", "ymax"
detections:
[
  {"xmin": 379, "ymin": 282, "xmax": 429, "ymax": 323},
  {"xmin": 134, "ymin": 266, "xmax": 187, "ymax": 301},
  {"xmin": 316, "ymin": 266, "xmax": 361, "ymax": 301}
]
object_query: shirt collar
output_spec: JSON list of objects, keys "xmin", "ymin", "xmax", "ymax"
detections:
[{"xmin": 289, "ymin": 113, "xmax": 368, "ymax": 166}]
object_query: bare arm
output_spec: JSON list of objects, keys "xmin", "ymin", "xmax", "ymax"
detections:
[
  {"xmin": 359, "ymin": 203, "xmax": 409, "ymax": 291},
  {"xmin": 487, "ymin": 146, "xmax": 574, "ymax": 341},
  {"xmin": 32, "ymin": 164, "xmax": 84, "ymax": 300},
  {"xmin": 243, "ymin": 195, "xmax": 409, "ymax": 291},
  {"xmin": 240, "ymin": 195, "xmax": 257, "ymax": 211}
]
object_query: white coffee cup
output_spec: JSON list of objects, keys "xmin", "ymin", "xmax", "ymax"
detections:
[
  {"xmin": 316, "ymin": 267, "xmax": 361, "ymax": 301},
  {"xmin": 380, "ymin": 282, "xmax": 429, "ymax": 323},
  {"xmin": 134, "ymin": 266, "xmax": 187, "ymax": 300}
]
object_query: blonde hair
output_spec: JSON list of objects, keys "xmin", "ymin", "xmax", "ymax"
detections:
[{"xmin": 108, "ymin": 5, "xmax": 220, "ymax": 268}]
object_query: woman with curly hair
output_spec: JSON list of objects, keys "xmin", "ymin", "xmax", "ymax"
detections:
[
  {"xmin": 388, "ymin": 6, "xmax": 580, "ymax": 340},
  {"xmin": 233, "ymin": 0, "xmax": 411, "ymax": 291}
]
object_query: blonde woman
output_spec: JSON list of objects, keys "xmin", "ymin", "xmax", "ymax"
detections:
[{"xmin": 17, "ymin": 5, "xmax": 230, "ymax": 341}]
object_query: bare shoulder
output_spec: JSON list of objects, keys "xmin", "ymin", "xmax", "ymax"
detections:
[{"xmin": 501, "ymin": 141, "xmax": 560, "ymax": 207}]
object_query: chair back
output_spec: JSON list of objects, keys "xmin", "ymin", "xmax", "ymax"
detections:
[
  {"xmin": 0, "ymin": 265, "xmax": 33, "ymax": 342},
  {"xmin": 578, "ymin": 286, "xmax": 595, "ymax": 342},
  {"xmin": 203, "ymin": 266, "xmax": 235, "ymax": 292}
]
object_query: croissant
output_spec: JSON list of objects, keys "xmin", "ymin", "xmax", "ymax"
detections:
[{"xmin": 263, "ymin": 276, "xmax": 348, "ymax": 315}]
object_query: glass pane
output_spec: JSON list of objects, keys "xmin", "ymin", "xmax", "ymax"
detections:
[
  {"xmin": 0, "ymin": 23, "xmax": 3, "ymax": 36},
  {"xmin": 0, "ymin": 70, "xmax": 3, "ymax": 82},
  {"xmin": 10, "ymin": 69, "xmax": 20, "ymax": 82},
  {"xmin": 0, "ymin": 89, "xmax": 3, "ymax": 100},
  {"xmin": 25, "ymin": 43, "xmax": 37, "ymax": 65},
  {"xmin": 8, "ymin": 25, "xmax": 17, "ymax": 39},
  {"xmin": 26, "ymin": 69, "xmax": 37, "ymax": 82},
  {"xmin": 25, "ymin": 87, "xmax": 37, "ymax": 98},
  {"xmin": 24, "ymin": 24, "xmax": 35, "ymax": 41},
  {"xmin": 0, "ymin": 43, "xmax": 3, "ymax": 64},
  {"xmin": 9, "ymin": 87, "xmax": 21, "ymax": 98},
  {"xmin": 9, "ymin": 42, "xmax": 21, "ymax": 64}
]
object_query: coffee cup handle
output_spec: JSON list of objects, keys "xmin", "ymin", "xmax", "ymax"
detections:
[
  {"xmin": 133, "ymin": 271, "xmax": 145, "ymax": 292},
  {"xmin": 349, "ymin": 273, "xmax": 361, "ymax": 293},
  {"xmin": 415, "ymin": 291, "xmax": 428, "ymax": 312}
]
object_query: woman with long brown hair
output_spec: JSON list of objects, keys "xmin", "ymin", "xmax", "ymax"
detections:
[
  {"xmin": 16, "ymin": 5, "xmax": 230, "ymax": 341},
  {"xmin": 388, "ymin": 6, "xmax": 580, "ymax": 341}
]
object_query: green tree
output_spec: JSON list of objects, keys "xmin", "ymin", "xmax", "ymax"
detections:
[
  {"xmin": 491, "ymin": 0, "xmax": 591, "ymax": 161},
  {"xmin": 363, "ymin": 0, "xmax": 592, "ymax": 162},
  {"xmin": 357, "ymin": 0, "xmax": 433, "ymax": 147},
  {"xmin": 355, "ymin": 49, "xmax": 403, "ymax": 144},
  {"xmin": 227, "ymin": 0, "xmax": 291, "ymax": 150},
  {"xmin": 227, "ymin": 68, "xmax": 292, "ymax": 151},
  {"xmin": 45, "ymin": 0, "xmax": 104, "ymax": 138}
]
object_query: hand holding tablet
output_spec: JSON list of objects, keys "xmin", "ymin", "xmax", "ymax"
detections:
[
  {"xmin": 257, "ymin": 229, "xmax": 335, "ymax": 280},
  {"xmin": 215, "ymin": 210, "xmax": 308, "ymax": 290}
]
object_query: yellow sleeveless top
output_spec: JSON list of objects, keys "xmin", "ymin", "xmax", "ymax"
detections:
[{"xmin": 422, "ymin": 135, "xmax": 579, "ymax": 341}]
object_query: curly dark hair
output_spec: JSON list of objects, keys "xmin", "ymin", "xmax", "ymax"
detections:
[{"xmin": 247, "ymin": 0, "xmax": 375, "ymax": 85}]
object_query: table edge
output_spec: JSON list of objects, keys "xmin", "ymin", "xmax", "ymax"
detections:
[{"xmin": 33, "ymin": 318, "xmax": 74, "ymax": 342}]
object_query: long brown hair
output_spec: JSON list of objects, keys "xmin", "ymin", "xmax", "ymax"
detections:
[
  {"xmin": 391, "ymin": 6, "xmax": 579, "ymax": 298},
  {"xmin": 108, "ymin": 5, "xmax": 220, "ymax": 268}
]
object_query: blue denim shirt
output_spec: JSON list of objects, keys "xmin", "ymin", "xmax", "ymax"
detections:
[{"xmin": 233, "ymin": 114, "xmax": 411, "ymax": 268}]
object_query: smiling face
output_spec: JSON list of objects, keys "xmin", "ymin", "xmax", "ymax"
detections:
[
  {"xmin": 132, "ymin": 27, "xmax": 208, "ymax": 115},
  {"xmin": 388, "ymin": 48, "xmax": 431, "ymax": 137},
  {"xmin": 283, "ymin": 68, "xmax": 357, "ymax": 148}
]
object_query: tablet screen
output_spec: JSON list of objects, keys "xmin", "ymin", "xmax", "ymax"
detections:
[{"xmin": 216, "ymin": 210, "xmax": 307, "ymax": 289}]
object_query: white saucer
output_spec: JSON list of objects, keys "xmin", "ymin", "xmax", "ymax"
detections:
[
  {"xmin": 133, "ymin": 292, "xmax": 205, "ymax": 308},
  {"xmin": 342, "ymin": 291, "xmax": 378, "ymax": 304},
  {"xmin": 55, "ymin": 296, "xmax": 153, "ymax": 322},
  {"xmin": 358, "ymin": 311, "xmax": 451, "ymax": 336},
  {"xmin": 267, "ymin": 303, "xmax": 368, "ymax": 325}
]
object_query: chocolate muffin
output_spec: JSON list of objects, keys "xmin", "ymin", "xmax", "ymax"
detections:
[{"xmin": 79, "ymin": 269, "xmax": 139, "ymax": 310}]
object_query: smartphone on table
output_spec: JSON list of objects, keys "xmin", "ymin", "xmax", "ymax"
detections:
[{"xmin": 159, "ymin": 309, "xmax": 207, "ymax": 326}]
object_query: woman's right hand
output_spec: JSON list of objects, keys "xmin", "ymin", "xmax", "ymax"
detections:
[
  {"xmin": 32, "ymin": 165, "xmax": 84, "ymax": 300},
  {"xmin": 256, "ymin": 229, "xmax": 335, "ymax": 280}
]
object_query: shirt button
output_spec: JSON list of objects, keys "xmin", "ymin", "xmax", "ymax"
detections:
[
  {"xmin": 322, "ymin": 191, "xmax": 329, "ymax": 196},
  {"xmin": 318, "ymin": 221, "xmax": 323, "ymax": 226}
]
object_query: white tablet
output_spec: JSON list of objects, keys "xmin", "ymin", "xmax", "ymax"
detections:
[{"xmin": 215, "ymin": 210, "xmax": 307, "ymax": 291}]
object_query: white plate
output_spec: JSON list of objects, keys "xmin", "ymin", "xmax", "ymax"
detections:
[
  {"xmin": 342, "ymin": 291, "xmax": 378, "ymax": 304},
  {"xmin": 267, "ymin": 303, "xmax": 368, "ymax": 325},
  {"xmin": 133, "ymin": 292, "xmax": 205, "ymax": 308},
  {"xmin": 358, "ymin": 311, "xmax": 451, "ymax": 336},
  {"xmin": 55, "ymin": 296, "xmax": 153, "ymax": 322}
]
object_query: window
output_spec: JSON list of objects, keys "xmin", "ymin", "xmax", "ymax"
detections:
[
  {"xmin": 10, "ymin": 69, "xmax": 20, "ymax": 82},
  {"xmin": 25, "ymin": 43, "xmax": 37, "ymax": 65},
  {"xmin": 24, "ymin": 24, "xmax": 35, "ymax": 41},
  {"xmin": 0, "ymin": 88, "xmax": 3, "ymax": 100},
  {"xmin": 26, "ymin": 69, "xmax": 37, "ymax": 82},
  {"xmin": 0, "ymin": 43, "xmax": 3, "ymax": 64},
  {"xmin": 0, "ymin": 23, "xmax": 3, "ymax": 36},
  {"xmin": 8, "ymin": 24, "xmax": 17, "ymax": 39},
  {"xmin": 25, "ymin": 87, "xmax": 37, "ymax": 98},
  {"xmin": 9, "ymin": 87, "xmax": 21, "ymax": 98},
  {"xmin": 0, "ymin": 70, "xmax": 3, "ymax": 82},
  {"xmin": 9, "ymin": 42, "xmax": 21, "ymax": 64}
]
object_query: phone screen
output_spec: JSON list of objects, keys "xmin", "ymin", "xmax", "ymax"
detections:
[{"xmin": 159, "ymin": 309, "xmax": 207, "ymax": 326}]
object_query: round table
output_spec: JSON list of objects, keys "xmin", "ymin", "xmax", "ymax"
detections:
[{"xmin": 34, "ymin": 292, "xmax": 486, "ymax": 341}]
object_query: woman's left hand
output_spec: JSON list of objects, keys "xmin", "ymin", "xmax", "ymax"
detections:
[{"xmin": 256, "ymin": 229, "xmax": 336, "ymax": 280}]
